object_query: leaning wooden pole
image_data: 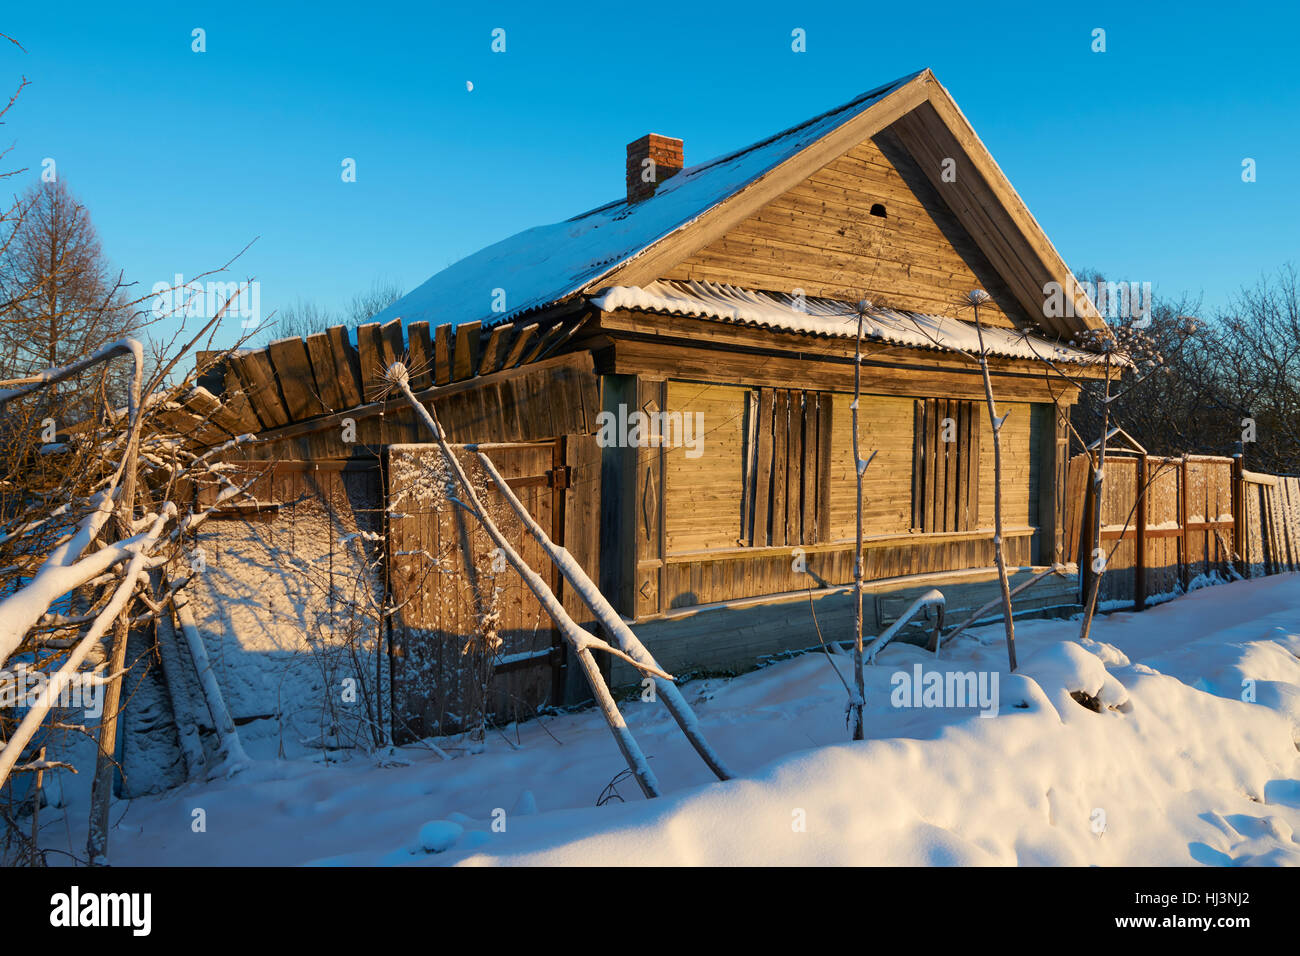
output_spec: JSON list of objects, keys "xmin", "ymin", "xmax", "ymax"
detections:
[
  {"xmin": 387, "ymin": 363, "xmax": 663, "ymax": 799},
  {"xmin": 471, "ymin": 447, "xmax": 733, "ymax": 781},
  {"xmin": 170, "ymin": 578, "xmax": 250, "ymax": 772}
]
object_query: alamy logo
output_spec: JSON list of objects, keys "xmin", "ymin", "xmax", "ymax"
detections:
[
  {"xmin": 150, "ymin": 273, "xmax": 262, "ymax": 328},
  {"xmin": 1, "ymin": 664, "xmax": 103, "ymax": 718},
  {"xmin": 1043, "ymin": 279, "xmax": 1151, "ymax": 324},
  {"xmin": 595, "ymin": 403, "xmax": 704, "ymax": 459},
  {"xmin": 49, "ymin": 886, "xmax": 151, "ymax": 936},
  {"xmin": 890, "ymin": 664, "xmax": 999, "ymax": 717}
]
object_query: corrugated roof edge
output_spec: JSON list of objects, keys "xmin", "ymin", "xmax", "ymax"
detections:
[{"xmin": 590, "ymin": 280, "xmax": 1109, "ymax": 366}]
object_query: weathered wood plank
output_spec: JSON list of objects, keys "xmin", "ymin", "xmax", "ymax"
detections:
[
  {"xmin": 356, "ymin": 323, "xmax": 385, "ymax": 402},
  {"xmin": 181, "ymin": 386, "xmax": 242, "ymax": 438},
  {"xmin": 604, "ymin": 337, "xmax": 1084, "ymax": 403},
  {"xmin": 943, "ymin": 399, "xmax": 958, "ymax": 532},
  {"xmin": 380, "ymin": 318, "xmax": 405, "ymax": 373},
  {"xmin": 816, "ymin": 392, "xmax": 832, "ymax": 543},
  {"xmin": 521, "ymin": 322, "xmax": 565, "ymax": 366},
  {"xmin": 753, "ymin": 387, "xmax": 774, "ymax": 547},
  {"xmin": 923, "ymin": 399, "xmax": 937, "ymax": 532},
  {"xmin": 797, "ymin": 392, "xmax": 814, "ymax": 545},
  {"xmin": 478, "ymin": 323, "xmax": 511, "ymax": 376},
  {"xmin": 433, "ymin": 324, "xmax": 452, "ymax": 385},
  {"xmin": 501, "ymin": 323, "xmax": 538, "ymax": 369},
  {"xmin": 771, "ymin": 390, "xmax": 788, "ymax": 548},
  {"xmin": 218, "ymin": 363, "xmax": 262, "ymax": 433},
  {"xmin": 232, "ymin": 349, "xmax": 290, "ymax": 428},
  {"xmin": 453, "ymin": 321, "xmax": 481, "ymax": 381},
  {"xmin": 911, "ymin": 399, "xmax": 925, "ymax": 531},
  {"xmin": 305, "ymin": 333, "xmax": 345, "ymax": 411},
  {"xmin": 326, "ymin": 326, "xmax": 364, "ymax": 410},
  {"xmin": 407, "ymin": 321, "xmax": 433, "ymax": 390},
  {"xmin": 267, "ymin": 337, "xmax": 326, "ymax": 421}
]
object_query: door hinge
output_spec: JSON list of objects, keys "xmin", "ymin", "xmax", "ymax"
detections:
[{"xmin": 547, "ymin": 465, "xmax": 571, "ymax": 489}]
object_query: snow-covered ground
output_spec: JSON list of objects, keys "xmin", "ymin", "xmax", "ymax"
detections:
[{"xmin": 43, "ymin": 573, "xmax": 1300, "ymax": 866}]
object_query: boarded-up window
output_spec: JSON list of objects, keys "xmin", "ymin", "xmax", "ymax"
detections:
[
  {"xmin": 978, "ymin": 400, "xmax": 1034, "ymax": 528},
  {"xmin": 663, "ymin": 382, "xmax": 747, "ymax": 553},
  {"xmin": 740, "ymin": 388, "xmax": 832, "ymax": 547},
  {"xmin": 912, "ymin": 398, "xmax": 980, "ymax": 533},
  {"xmin": 827, "ymin": 393, "xmax": 914, "ymax": 539}
]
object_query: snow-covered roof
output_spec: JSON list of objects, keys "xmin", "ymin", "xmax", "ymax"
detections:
[
  {"xmin": 373, "ymin": 73, "xmax": 924, "ymax": 331},
  {"xmin": 591, "ymin": 280, "xmax": 1104, "ymax": 364}
]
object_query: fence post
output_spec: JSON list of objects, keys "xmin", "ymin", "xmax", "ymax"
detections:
[
  {"xmin": 1080, "ymin": 456, "xmax": 1096, "ymax": 606},
  {"xmin": 1179, "ymin": 456, "xmax": 1190, "ymax": 594},
  {"xmin": 1232, "ymin": 448, "xmax": 1247, "ymax": 578},
  {"xmin": 1134, "ymin": 456, "xmax": 1147, "ymax": 611}
]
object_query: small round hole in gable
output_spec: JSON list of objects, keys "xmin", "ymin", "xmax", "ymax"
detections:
[{"xmin": 869, "ymin": 203, "xmax": 887, "ymax": 218}]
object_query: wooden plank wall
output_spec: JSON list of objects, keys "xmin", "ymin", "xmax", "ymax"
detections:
[
  {"xmin": 659, "ymin": 531, "xmax": 1035, "ymax": 609},
  {"xmin": 663, "ymin": 382, "xmax": 747, "ymax": 552},
  {"xmin": 661, "ymin": 132, "xmax": 1024, "ymax": 327},
  {"xmin": 633, "ymin": 378, "xmax": 668, "ymax": 618},
  {"xmin": 827, "ymin": 393, "xmax": 914, "ymax": 539},
  {"xmin": 225, "ymin": 352, "xmax": 599, "ymax": 462},
  {"xmin": 386, "ymin": 443, "xmax": 562, "ymax": 741},
  {"xmin": 739, "ymin": 387, "xmax": 833, "ymax": 548},
  {"xmin": 560, "ymin": 435, "xmax": 604, "ymax": 700},
  {"xmin": 978, "ymin": 399, "xmax": 1036, "ymax": 529},
  {"xmin": 1040, "ymin": 402, "xmax": 1070, "ymax": 567},
  {"xmin": 631, "ymin": 376, "xmax": 1047, "ymax": 620},
  {"xmin": 911, "ymin": 398, "xmax": 980, "ymax": 533}
]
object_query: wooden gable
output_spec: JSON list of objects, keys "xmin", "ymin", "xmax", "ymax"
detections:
[
  {"xmin": 599, "ymin": 71, "xmax": 1101, "ymax": 338},
  {"xmin": 662, "ymin": 128, "xmax": 1024, "ymax": 328}
]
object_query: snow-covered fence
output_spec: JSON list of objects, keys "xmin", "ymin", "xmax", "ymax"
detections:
[
  {"xmin": 1239, "ymin": 471, "xmax": 1300, "ymax": 577},
  {"xmin": 1067, "ymin": 453, "xmax": 1235, "ymax": 609},
  {"xmin": 1065, "ymin": 452, "xmax": 1300, "ymax": 612}
]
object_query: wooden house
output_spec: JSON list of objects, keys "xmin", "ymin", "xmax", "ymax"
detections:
[{"xmin": 149, "ymin": 69, "xmax": 1110, "ymax": 755}]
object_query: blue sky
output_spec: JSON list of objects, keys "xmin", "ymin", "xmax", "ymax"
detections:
[{"xmin": 2, "ymin": 1, "xmax": 1297, "ymax": 351}]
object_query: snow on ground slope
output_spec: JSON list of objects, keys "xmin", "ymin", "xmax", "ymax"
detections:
[{"xmin": 51, "ymin": 574, "xmax": 1300, "ymax": 866}]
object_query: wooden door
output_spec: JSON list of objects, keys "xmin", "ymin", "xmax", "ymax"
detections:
[{"xmin": 386, "ymin": 442, "xmax": 564, "ymax": 741}]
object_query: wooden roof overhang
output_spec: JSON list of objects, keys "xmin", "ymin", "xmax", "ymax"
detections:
[
  {"xmin": 576, "ymin": 306, "xmax": 1102, "ymax": 406},
  {"xmin": 174, "ymin": 302, "xmax": 591, "ymax": 452}
]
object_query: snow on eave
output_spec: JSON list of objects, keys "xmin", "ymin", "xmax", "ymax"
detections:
[{"xmin": 590, "ymin": 280, "xmax": 1107, "ymax": 366}]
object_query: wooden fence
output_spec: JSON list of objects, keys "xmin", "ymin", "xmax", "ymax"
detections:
[
  {"xmin": 1065, "ymin": 453, "xmax": 1300, "ymax": 611},
  {"xmin": 1239, "ymin": 470, "xmax": 1300, "ymax": 576}
]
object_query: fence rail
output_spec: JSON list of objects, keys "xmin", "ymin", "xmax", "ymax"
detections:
[{"xmin": 1065, "ymin": 453, "xmax": 1300, "ymax": 611}]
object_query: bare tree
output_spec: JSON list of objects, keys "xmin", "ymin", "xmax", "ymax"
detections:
[
  {"xmin": 967, "ymin": 290, "xmax": 1017, "ymax": 670},
  {"xmin": 264, "ymin": 279, "xmax": 403, "ymax": 342},
  {"xmin": 1078, "ymin": 265, "xmax": 1300, "ymax": 475},
  {"xmin": 0, "ymin": 180, "xmax": 137, "ymax": 412},
  {"xmin": 847, "ymin": 299, "xmax": 876, "ymax": 740}
]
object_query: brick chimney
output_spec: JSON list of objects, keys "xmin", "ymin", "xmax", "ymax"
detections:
[{"xmin": 626, "ymin": 134, "xmax": 684, "ymax": 203}]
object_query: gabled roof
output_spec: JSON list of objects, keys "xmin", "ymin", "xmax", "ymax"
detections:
[{"xmin": 376, "ymin": 69, "xmax": 1103, "ymax": 339}]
